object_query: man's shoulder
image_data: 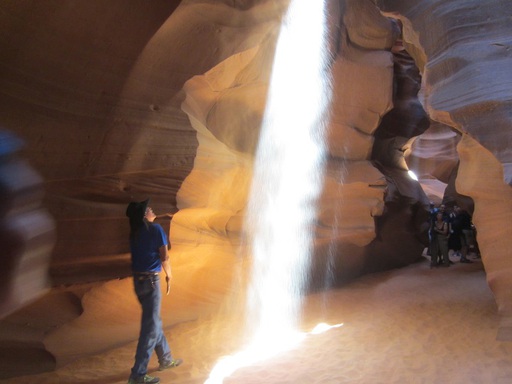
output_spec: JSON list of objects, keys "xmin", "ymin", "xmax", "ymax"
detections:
[
  {"xmin": 149, "ymin": 223, "xmax": 168, "ymax": 240},
  {"xmin": 149, "ymin": 222, "xmax": 165, "ymax": 232}
]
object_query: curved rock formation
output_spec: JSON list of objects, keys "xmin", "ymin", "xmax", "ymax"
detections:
[
  {"xmin": 377, "ymin": 0, "xmax": 512, "ymax": 340},
  {"xmin": 177, "ymin": 0, "xmax": 432, "ymax": 294}
]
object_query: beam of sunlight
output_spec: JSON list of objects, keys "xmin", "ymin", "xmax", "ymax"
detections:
[
  {"xmin": 206, "ymin": 0, "xmax": 333, "ymax": 382},
  {"xmin": 206, "ymin": 323, "xmax": 343, "ymax": 383},
  {"xmin": 311, "ymin": 322, "xmax": 344, "ymax": 335}
]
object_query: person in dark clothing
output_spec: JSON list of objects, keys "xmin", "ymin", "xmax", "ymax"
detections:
[
  {"xmin": 448, "ymin": 206, "xmax": 462, "ymax": 259},
  {"xmin": 453, "ymin": 206, "xmax": 474, "ymax": 263},
  {"xmin": 427, "ymin": 202, "xmax": 439, "ymax": 256},
  {"xmin": 126, "ymin": 199, "xmax": 182, "ymax": 384},
  {"xmin": 430, "ymin": 211, "xmax": 451, "ymax": 268}
]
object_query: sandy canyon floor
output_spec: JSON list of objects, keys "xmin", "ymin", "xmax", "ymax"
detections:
[{"xmin": 1, "ymin": 252, "xmax": 512, "ymax": 384}]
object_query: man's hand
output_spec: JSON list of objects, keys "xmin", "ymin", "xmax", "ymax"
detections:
[{"xmin": 166, "ymin": 276, "xmax": 171, "ymax": 295}]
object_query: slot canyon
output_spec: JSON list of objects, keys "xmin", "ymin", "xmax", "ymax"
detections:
[{"xmin": 1, "ymin": 0, "xmax": 511, "ymax": 383}]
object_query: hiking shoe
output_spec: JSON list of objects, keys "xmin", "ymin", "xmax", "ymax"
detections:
[
  {"xmin": 127, "ymin": 374, "xmax": 160, "ymax": 384},
  {"xmin": 158, "ymin": 358, "xmax": 183, "ymax": 371}
]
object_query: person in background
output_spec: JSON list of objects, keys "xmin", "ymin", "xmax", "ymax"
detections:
[
  {"xmin": 126, "ymin": 199, "xmax": 182, "ymax": 384},
  {"xmin": 427, "ymin": 202, "xmax": 439, "ymax": 257},
  {"xmin": 439, "ymin": 204, "xmax": 449, "ymax": 221},
  {"xmin": 447, "ymin": 205, "xmax": 461, "ymax": 261},
  {"xmin": 454, "ymin": 206, "xmax": 475, "ymax": 263},
  {"xmin": 430, "ymin": 211, "xmax": 451, "ymax": 268}
]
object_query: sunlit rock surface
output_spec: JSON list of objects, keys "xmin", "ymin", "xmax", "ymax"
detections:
[
  {"xmin": 178, "ymin": 0, "xmax": 433, "ymax": 291},
  {"xmin": 0, "ymin": 0, "xmax": 511, "ymax": 376}
]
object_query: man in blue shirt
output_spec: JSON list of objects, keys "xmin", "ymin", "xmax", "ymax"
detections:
[{"xmin": 126, "ymin": 199, "xmax": 182, "ymax": 384}]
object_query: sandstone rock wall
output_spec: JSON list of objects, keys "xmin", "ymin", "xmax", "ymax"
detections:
[
  {"xmin": 0, "ymin": 1, "xmax": 185, "ymax": 277},
  {"xmin": 377, "ymin": 0, "xmax": 512, "ymax": 339},
  {"xmin": 177, "ymin": 0, "xmax": 431, "ymax": 296}
]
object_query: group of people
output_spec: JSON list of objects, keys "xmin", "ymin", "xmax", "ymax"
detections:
[{"xmin": 428, "ymin": 203, "xmax": 481, "ymax": 268}]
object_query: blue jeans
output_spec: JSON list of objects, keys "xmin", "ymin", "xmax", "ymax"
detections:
[{"xmin": 131, "ymin": 274, "xmax": 172, "ymax": 378}]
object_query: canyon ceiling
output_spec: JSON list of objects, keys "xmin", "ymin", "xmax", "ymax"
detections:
[{"xmin": 1, "ymin": 0, "xmax": 512, "ymax": 340}]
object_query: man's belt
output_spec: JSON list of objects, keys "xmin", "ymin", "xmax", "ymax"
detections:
[
  {"xmin": 133, "ymin": 271, "xmax": 159, "ymax": 276},
  {"xmin": 133, "ymin": 271, "xmax": 159, "ymax": 281}
]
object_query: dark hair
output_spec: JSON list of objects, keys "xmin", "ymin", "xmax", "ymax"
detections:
[{"xmin": 126, "ymin": 199, "xmax": 149, "ymax": 237}]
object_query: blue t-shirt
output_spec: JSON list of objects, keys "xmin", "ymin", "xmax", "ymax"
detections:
[{"xmin": 130, "ymin": 223, "xmax": 168, "ymax": 273}]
